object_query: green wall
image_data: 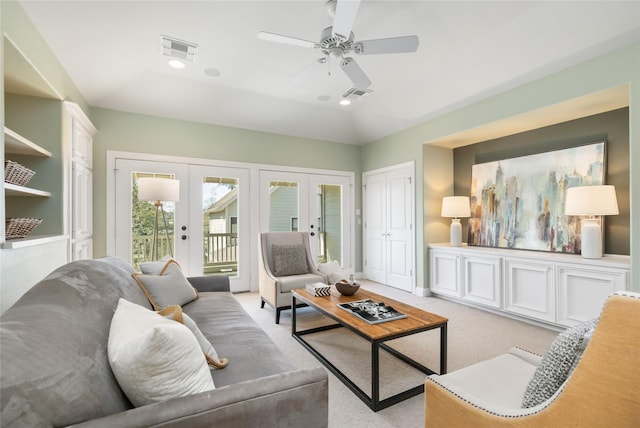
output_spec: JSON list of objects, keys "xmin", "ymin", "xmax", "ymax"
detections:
[{"xmin": 363, "ymin": 43, "xmax": 640, "ymax": 292}]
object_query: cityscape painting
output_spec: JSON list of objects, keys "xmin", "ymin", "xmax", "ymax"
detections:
[{"xmin": 468, "ymin": 142, "xmax": 606, "ymax": 253}]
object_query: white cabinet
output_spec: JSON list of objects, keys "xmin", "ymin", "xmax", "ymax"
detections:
[
  {"xmin": 504, "ymin": 258, "xmax": 555, "ymax": 322},
  {"xmin": 556, "ymin": 263, "xmax": 627, "ymax": 326},
  {"xmin": 428, "ymin": 244, "xmax": 630, "ymax": 328},
  {"xmin": 429, "ymin": 249, "xmax": 462, "ymax": 297},
  {"xmin": 463, "ymin": 254, "xmax": 502, "ymax": 308},
  {"xmin": 64, "ymin": 102, "xmax": 96, "ymax": 261}
]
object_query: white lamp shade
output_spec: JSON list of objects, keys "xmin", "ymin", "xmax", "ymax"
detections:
[
  {"xmin": 137, "ymin": 177, "xmax": 180, "ymax": 202},
  {"xmin": 565, "ymin": 185, "xmax": 618, "ymax": 216},
  {"xmin": 441, "ymin": 196, "xmax": 471, "ymax": 218}
]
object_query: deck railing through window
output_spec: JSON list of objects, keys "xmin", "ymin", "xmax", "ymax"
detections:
[{"xmin": 132, "ymin": 233, "xmax": 238, "ymax": 274}]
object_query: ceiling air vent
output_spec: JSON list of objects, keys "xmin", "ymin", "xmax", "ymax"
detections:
[
  {"xmin": 342, "ymin": 87, "xmax": 372, "ymax": 100},
  {"xmin": 161, "ymin": 35, "xmax": 198, "ymax": 62}
]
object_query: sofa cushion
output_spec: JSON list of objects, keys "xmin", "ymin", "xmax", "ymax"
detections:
[
  {"xmin": 521, "ymin": 318, "xmax": 599, "ymax": 408},
  {"xmin": 272, "ymin": 244, "xmax": 309, "ymax": 276},
  {"xmin": 183, "ymin": 292, "xmax": 296, "ymax": 387},
  {"xmin": 108, "ymin": 299, "xmax": 215, "ymax": 407},
  {"xmin": 158, "ymin": 305, "xmax": 228, "ymax": 369},
  {"xmin": 132, "ymin": 259, "xmax": 198, "ymax": 310}
]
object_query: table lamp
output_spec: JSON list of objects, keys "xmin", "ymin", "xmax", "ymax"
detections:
[
  {"xmin": 137, "ymin": 177, "xmax": 180, "ymax": 260},
  {"xmin": 441, "ymin": 196, "xmax": 471, "ymax": 247},
  {"xmin": 565, "ymin": 185, "xmax": 618, "ymax": 259}
]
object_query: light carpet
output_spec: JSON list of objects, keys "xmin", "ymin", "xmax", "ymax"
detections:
[{"xmin": 233, "ymin": 281, "xmax": 558, "ymax": 428}]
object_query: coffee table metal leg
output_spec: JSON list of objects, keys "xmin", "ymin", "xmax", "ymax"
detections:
[
  {"xmin": 440, "ymin": 323, "xmax": 447, "ymax": 374},
  {"xmin": 371, "ymin": 340, "xmax": 380, "ymax": 411}
]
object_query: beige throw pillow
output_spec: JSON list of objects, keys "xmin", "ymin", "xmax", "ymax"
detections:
[
  {"xmin": 133, "ymin": 259, "xmax": 198, "ymax": 310},
  {"xmin": 158, "ymin": 305, "xmax": 229, "ymax": 369},
  {"xmin": 107, "ymin": 299, "xmax": 214, "ymax": 407}
]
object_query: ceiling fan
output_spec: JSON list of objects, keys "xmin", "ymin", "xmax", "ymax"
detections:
[{"xmin": 257, "ymin": 0, "xmax": 419, "ymax": 90}]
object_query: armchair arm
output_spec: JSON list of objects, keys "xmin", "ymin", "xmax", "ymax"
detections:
[
  {"xmin": 187, "ymin": 275, "xmax": 230, "ymax": 292},
  {"xmin": 70, "ymin": 367, "xmax": 328, "ymax": 428}
]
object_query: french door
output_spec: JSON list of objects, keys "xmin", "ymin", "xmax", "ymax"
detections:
[
  {"xmin": 113, "ymin": 158, "xmax": 250, "ymax": 292},
  {"xmin": 259, "ymin": 170, "xmax": 352, "ymax": 268}
]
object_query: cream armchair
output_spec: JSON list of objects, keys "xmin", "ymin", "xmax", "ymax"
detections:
[
  {"xmin": 424, "ymin": 291, "xmax": 640, "ymax": 427},
  {"xmin": 258, "ymin": 232, "xmax": 327, "ymax": 323}
]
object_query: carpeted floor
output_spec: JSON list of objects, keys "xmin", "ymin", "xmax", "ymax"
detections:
[{"xmin": 234, "ymin": 281, "xmax": 558, "ymax": 428}]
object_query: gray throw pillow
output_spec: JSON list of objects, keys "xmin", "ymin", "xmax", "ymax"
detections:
[
  {"xmin": 132, "ymin": 259, "xmax": 198, "ymax": 310},
  {"xmin": 521, "ymin": 317, "xmax": 599, "ymax": 408},
  {"xmin": 272, "ymin": 244, "xmax": 309, "ymax": 276}
]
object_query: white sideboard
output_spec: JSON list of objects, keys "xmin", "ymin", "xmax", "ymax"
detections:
[{"xmin": 428, "ymin": 243, "xmax": 630, "ymax": 328}]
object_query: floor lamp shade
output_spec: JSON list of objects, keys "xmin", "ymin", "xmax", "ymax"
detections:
[
  {"xmin": 137, "ymin": 177, "xmax": 180, "ymax": 202},
  {"xmin": 565, "ymin": 185, "xmax": 619, "ymax": 259},
  {"xmin": 137, "ymin": 177, "xmax": 180, "ymax": 260},
  {"xmin": 441, "ymin": 196, "xmax": 471, "ymax": 247}
]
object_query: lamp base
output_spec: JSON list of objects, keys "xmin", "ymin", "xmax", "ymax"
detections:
[
  {"xmin": 450, "ymin": 218, "xmax": 462, "ymax": 247},
  {"xmin": 580, "ymin": 218, "xmax": 602, "ymax": 259}
]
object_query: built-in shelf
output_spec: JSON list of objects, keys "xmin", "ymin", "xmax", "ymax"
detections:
[
  {"xmin": 4, "ymin": 183, "xmax": 51, "ymax": 197},
  {"xmin": 4, "ymin": 127, "xmax": 52, "ymax": 157},
  {"xmin": 1, "ymin": 234, "xmax": 67, "ymax": 249}
]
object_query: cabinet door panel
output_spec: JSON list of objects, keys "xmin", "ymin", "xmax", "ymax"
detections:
[
  {"xmin": 504, "ymin": 259, "xmax": 555, "ymax": 322},
  {"xmin": 463, "ymin": 255, "xmax": 501, "ymax": 308},
  {"xmin": 430, "ymin": 251, "xmax": 461, "ymax": 297},
  {"xmin": 557, "ymin": 265, "xmax": 627, "ymax": 326}
]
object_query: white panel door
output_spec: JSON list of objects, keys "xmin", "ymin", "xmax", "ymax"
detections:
[{"xmin": 363, "ymin": 162, "xmax": 414, "ymax": 292}]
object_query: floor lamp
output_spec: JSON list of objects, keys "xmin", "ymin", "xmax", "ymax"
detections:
[
  {"xmin": 137, "ymin": 177, "xmax": 180, "ymax": 261},
  {"xmin": 565, "ymin": 185, "xmax": 618, "ymax": 259},
  {"xmin": 441, "ymin": 196, "xmax": 471, "ymax": 247}
]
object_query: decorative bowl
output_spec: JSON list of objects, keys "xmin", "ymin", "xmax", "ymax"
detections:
[{"xmin": 335, "ymin": 280, "xmax": 360, "ymax": 296}]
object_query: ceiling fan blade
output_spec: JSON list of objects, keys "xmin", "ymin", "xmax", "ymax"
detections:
[
  {"xmin": 290, "ymin": 57, "xmax": 328, "ymax": 84},
  {"xmin": 257, "ymin": 31, "xmax": 318, "ymax": 49},
  {"xmin": 340, "ymin": 57, "xmax": 371, "ymax": 89},
  {"xmin": 332, "ymin": 0, "xmax": 361, "ymax": 40},
  {"xmin": 355, "ymin": 35, "xmax": 419, "ymax": 55}
]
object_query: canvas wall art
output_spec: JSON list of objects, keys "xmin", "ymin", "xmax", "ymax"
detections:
[{"xmin": 468, "ymin": 141, "xmax": 605, "ymax": 253}]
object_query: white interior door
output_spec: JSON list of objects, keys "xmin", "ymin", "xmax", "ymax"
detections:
[
  {"xmin": 364, "ymin": 163, "xmax": 414, "ymax": 291},
  {"xmin": 259, "ymin": 170, "xmax": 352, "ymax": 268}
]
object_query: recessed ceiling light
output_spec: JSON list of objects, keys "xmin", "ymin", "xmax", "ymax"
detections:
[
  {"xmin": 168, "ymin": 59, "xmax": 186, "ymax": 69},
  {"xmin": 203, "ymin": 68, "xmax": 221, "ymax": 77},
  {"xmin": 317, "ymin": 95, "xmax": 330, "ymax": 101},
  {"xmin": 339, "ymin": 99, "xmax": 351, "ymax": 106}
]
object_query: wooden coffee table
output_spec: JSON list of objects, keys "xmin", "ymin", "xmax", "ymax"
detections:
[{"xmin": 292, "ymin": 287, "xmax": 448, "ymax": 411}]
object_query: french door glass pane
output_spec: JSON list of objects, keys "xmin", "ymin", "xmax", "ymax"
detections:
[
  {"xmin": 130, "ymin": 172, "xmax": 176, "ymax": 269},
  {"xmin": 202, "ymin": 176, "xmax": 239, "ymax": 276},
  {"xmin": 268, "ymin": 181, "xmax": 299, "ymax": 232},
  {"xmin": 316, "ymin": 184, "xmax": 342, "ymax": 264}
]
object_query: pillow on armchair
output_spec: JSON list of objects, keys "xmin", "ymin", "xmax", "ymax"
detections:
[
  {"xmin": 272, "ymin": 244, "xmax": 309, "ymax": 276},
  {"xmin": 521, "ymin": 317, "xmax": 599, "ymax": 408}
]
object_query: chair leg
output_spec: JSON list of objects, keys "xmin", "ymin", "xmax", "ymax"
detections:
[
  {"xmin": 260, "ymin": 298, "xmax": 265, "ymax": 309},
  {"xmin": 275, "ymin": 308, "xmax": 281, "ymax": 324}
]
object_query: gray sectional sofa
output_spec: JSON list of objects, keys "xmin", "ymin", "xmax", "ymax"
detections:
[{"xmin": 0, "ymin": 257, "xmax": 328, "ymax": 427}]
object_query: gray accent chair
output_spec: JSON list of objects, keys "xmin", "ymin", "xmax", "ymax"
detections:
[{"xmin": 258, "ymin": 231, "xmax": 327, "ymax": 323}]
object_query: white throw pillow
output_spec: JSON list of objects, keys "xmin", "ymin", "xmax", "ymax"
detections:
[
  {"xmin": 132, "ymin": 259, "xmax": 198, "ymax": 310},
  {"xmin": 108, "ymin": 299, "xmax": 215, "ymax": 407},
  {"xmin": 318, "ymin": 260, "xmax": 351, "ymax": 283}
]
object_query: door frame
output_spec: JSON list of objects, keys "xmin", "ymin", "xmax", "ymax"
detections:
[{"xmin": 107, "ymin": 151, "xmax": 355, "ymax": 291}]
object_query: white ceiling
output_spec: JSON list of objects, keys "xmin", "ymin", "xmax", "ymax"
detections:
[{"xmin": 17, "ymin": 1, "xmax": 640, "ymax": 145}]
